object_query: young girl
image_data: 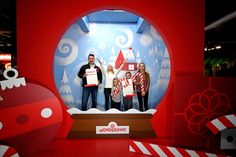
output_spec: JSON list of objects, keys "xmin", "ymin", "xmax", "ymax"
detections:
[
  {"xmin": 121, "ymin": 71, "xmax": 135, "ymax": 111},
  {"xmin": 133, "ymin": 63, "xmax": 150, "ymax": 111},
  {"xmin": 98, "ymin": 59, "xmax": 124, "ymax": 110},
  {"xmin": 111, "ymin": 78, "xmax": 122, "ymax": 110}
]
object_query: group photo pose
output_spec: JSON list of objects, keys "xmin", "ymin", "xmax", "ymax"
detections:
[
  {"xmin": 78, "ymin": 55, "xmax": 150, "ymax": 111},
  {"xmin": 54, "ymin": 19, "xmax": 171, "ymax": 111}
]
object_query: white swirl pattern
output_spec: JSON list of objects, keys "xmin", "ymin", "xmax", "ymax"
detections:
[
  {"xmin": 55, "ymin": 38, "xmax": 78, "ymax": 65},
  {"xmin": 115, "ymin": 28, "xmax": 134, "ymax": 48}
]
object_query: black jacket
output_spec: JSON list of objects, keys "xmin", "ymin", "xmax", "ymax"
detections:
[{"xmin": 78, "ymin": 63, "xmax": 102, "ymax": 87}]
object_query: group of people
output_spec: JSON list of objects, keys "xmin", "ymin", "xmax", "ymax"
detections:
[{"xmin": 78, "ymin": 54, "xmax": 150, "ymax": 111}]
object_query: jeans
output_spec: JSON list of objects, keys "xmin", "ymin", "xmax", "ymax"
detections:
[
  {"xmin": 137, "ymin": 91, "xmax": 149, "ymax": 111},
  {"xmin": 123, "ymin": 97, "xmax": 133, "ymax": 111},
  {"xmin": 111, "ymin": 100, "xmax": 121, "ymax": 110},
  {"xmin": 82, "ymin": 86, "xmax": 98, "ymax": 111},
  {"xmin": 104, "ymin": 88, "xmax": 111, "ymax": 110}
]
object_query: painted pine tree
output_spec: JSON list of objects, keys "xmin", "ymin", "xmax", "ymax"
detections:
[
  {"xmin": 157, "ymin": 47, "xmax": 170, "ymax": 87},
  {"xmin": 59, "ymin": 70, "xmax": 74, "ymax": 107}
]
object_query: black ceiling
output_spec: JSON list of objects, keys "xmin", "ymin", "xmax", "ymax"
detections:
[
  {"xmin": 205, "ymin": 0, "xmax": 236, "ymax": 58},
  {"xmin": 0, "ymin": 0, "xmax": 15, "ymax": 30},
  {"xmin": 0, "ymin": 0, "xmax": 235, "ymax": 56},
  {"xmin": 0, "ymin": 0, "xmax": 15, "ymax": 54},
  {"xmin": 205, "ymin": 0, "xmax": 235, "ymax": 25}
]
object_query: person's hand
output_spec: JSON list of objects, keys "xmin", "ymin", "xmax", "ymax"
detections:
[
  {"xmin": 141, "ymin": 92, "xmax": 145, "ymax": 96},
  {"xmin": 83, "ymin": 73, "xmax": 87, "ymax": 78}
]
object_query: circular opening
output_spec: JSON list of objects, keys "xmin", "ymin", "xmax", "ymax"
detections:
[{"xmin": 53, "ymin": 10, "xmax": 171, "ymax": 111}]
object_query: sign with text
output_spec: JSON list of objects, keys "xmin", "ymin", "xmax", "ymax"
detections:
[
  {"xmin": 85, "ymin": 69, "xmax": 98, "ymax": 87},
  {"xmin": 122, "ymin": 79, "xmax": 135, "ymax": 97},
  {"xmin": 96, "ymin": 122, "xmax": 129, "ymax": 134}
]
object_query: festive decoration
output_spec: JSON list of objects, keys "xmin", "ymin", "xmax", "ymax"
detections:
[
  {"xmin": 0, "ymin": 68, "xmax": 63, "ymax": 156},
  {"xmin": 129, "ymin": 140, "xmax": 226, "ymax": 157},
  {"xmin": 115, "ymin": 48, "xmax": 137, "ymax": 71},
  {"xmin": 112, "ymin": 80, "xmax": 122, "ymax": 99},
  {"xmin": 207, "ymin": 114, "xmax": 236, "ymax": 150},
  {"xmin": 0, "ymin": 145, "xmax": 19, "ymax": 157},
  {"xmin": 120, "ymin": 78, "xmax": 135, "ymax": 97},
  {"xmin": 55, "ymin": 38, "xmax": 78, "ymax": 66},
  {"xmin": 0, "ymin": 68, "xmax": 26, "ymax": 90},
  {"xmin": 157, "ymin": 47, "xmax": 170, "ymax": 79},
  {"xmin": 59, "ymin": 70, "xmax": 74, "ymax": 106},
  {"xmin": 67, "ymin": 108, "xmax": 157, "ymax": 115},
  {"xmin": 184, "ymin": 88, "xmax": 232, "ymax": 137},
  {"xmin": 67, "ymin": 109, "xmax": 156, "ymax": 138},
  {"xmin": 207, "ymin": 114, "xmax": 236, "ymax": 135},
  {"xmin": 132, "ymin": 72, "xmax": 145, "ymax": 95},
  {"xmin": 53, "ymin": 23, "xmax": 170, "ymax": 109},
  {"xmin": 119, "ymin": 78, "xmax": 129, "ymax": 87}
]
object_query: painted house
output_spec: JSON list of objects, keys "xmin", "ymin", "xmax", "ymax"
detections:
[{"xmin": 115, "ymin": 48, "xmax": 137, "ymax": 71}]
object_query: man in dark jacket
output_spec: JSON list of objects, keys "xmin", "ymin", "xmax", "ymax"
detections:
[{"xmin": 78, "ymin": 54, "xmax": 102, "ymax": 110}]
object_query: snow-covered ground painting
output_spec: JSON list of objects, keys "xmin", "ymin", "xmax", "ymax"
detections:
[{"xmin": 53, "ymin": 18, "xmax": 170, "ymax": 111}]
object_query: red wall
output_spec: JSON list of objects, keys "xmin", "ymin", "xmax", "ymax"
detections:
[{"xmin": 17, "ymin": 0, "xmax": 207, "ymax": 147}]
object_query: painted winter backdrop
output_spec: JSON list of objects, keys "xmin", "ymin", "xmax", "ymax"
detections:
[{"xmin": 53, "ymin": 21, "xmax": 170, "ymax": 111}]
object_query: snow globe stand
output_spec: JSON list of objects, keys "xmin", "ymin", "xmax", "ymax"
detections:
[{"xmin": 67, "ymin": 108, "xmax": 157, "ymax": 138}]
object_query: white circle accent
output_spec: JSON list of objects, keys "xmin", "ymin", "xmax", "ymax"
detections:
[
  {"xmin": 3, "ymin": 68, "xmax": 18, "ymax": 80},
  {"xmin": 41, "ymin": 108, "xmax": 53, "ymax": 118},
  {"xmin": 0, "ymin": 121, "xmax": 3, "ymax": 130}
]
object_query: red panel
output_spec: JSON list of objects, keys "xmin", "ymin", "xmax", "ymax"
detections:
[{"xmin": 174, "ymin": 72, "xmax": 235, "ymax": 152}]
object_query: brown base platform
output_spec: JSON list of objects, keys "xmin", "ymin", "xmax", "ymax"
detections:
[{"xmin": 67, "ymin": 114, "xmax": 156, "ymax": 138}]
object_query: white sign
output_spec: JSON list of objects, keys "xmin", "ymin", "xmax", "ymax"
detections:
[
  {"xmin": 122, "ymin": 79, "xmax": 135, "ymax": 97},
  {"xmin": 85, "ymin": 69, "xmax": 98, "ymax": 86},
  {"xmin": 96, "ymin": 122, "xmax": 129, "ymax": 134}
]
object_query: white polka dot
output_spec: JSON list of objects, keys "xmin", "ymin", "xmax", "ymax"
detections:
[
  {"xmin": 41, "ymin": 108, "xmax": 52, "ymax": 118},
  {"xmin": 0, "ymin": 122, "xmax": 3, "ymax": 130}
]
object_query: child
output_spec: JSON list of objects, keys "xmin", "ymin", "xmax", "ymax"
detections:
[
  {"xmin": 121, "ymin": 72, "xmax": 135, "ymax": 111},
  {"xmin": 111, "ymin": 78, "xmax": 122, "ymax": 110}
]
